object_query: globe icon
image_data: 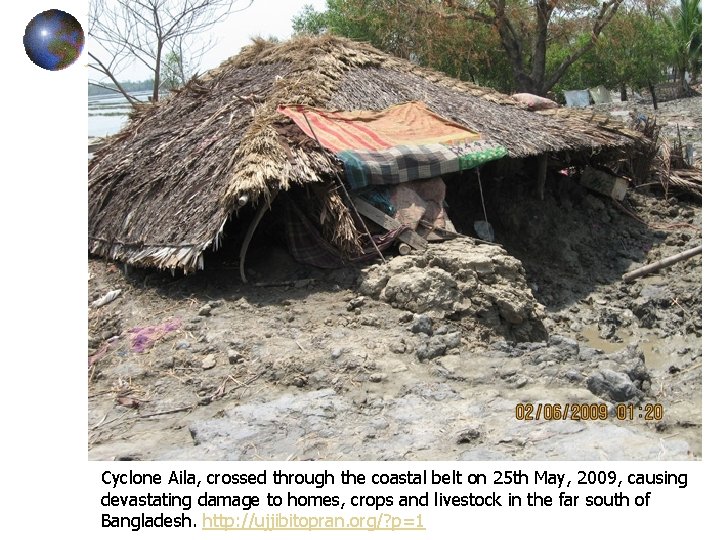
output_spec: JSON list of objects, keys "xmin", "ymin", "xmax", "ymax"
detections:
[{"xmin": 24, "ymin": 10, "xmax": 84, "ymax": 71}]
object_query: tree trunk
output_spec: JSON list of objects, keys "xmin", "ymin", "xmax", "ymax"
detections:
[
  {"xmin": 153, "ymin": 42, "xmax": 163, "ymax": 102},
  {"xmin": 648, "ymin": 82, "xmax": 658, "ymax": 110},
  {"xmin": 529, "ymin": 1, "xmax": 553, "ymax": 95},
  {"xmin": 620, "ymin": 83, "xmax": 628, "ymax": 102}
]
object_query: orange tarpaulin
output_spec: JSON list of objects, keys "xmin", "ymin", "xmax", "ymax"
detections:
[{"xmin": 277, "ymin": 101, "xmax": 482, "ymax": 153}]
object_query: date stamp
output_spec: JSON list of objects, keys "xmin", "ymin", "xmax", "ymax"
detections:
[{"xmin": 515, "ymin": 402, "xmax": 664, "ymax": 421}]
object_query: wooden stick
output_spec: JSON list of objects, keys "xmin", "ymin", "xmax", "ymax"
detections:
[
  {"xmin": 352, "ymin": 197, "xmax": 427, "ymax": 251},
  {"xmin": 136, "ymin": 406, "xmax": 194, "ymax": 419},
  {"xmin": 622, "ymin": 245, "xmax": 701, "ymax": 282},
  {"xmin": 416, "ymin": 219, "xmax": 501, "ymax": 246},
  {"xmin": 240, "ymin": 193, "xmax": 276, "ymax": 284}
]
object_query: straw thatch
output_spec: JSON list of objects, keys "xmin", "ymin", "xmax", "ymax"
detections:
[{"xmin": 89, "ymin": 35, "xmax": 646, "ymax": 272}]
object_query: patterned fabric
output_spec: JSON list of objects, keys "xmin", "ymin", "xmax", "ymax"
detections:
[
  {"xmin": 338, "ymin": 144, "xmax": 459, "ymax": 189},
  {"xmin": 340, "ymin": 141, "xmax": 507, "ymax": 190},
  {"xmin": 452, "ymin": 145, "xmax": 509, "ymax": 171},
  {"xmin": 284, "ymin": 200, "xmax": 406, "ymax": 268},
  {"xmin": 278, "ymin": 101, "xmax": 508, "ymax": 190},
  {"xmin": 277, "ymin": 101, "xmax": 481, "ymax": 152}
]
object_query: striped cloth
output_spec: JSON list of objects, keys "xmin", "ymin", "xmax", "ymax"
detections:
[
  {"xmin": 278, "ymin": 101, "xmax": 481, "ymax": 152},
  {"xmin": 278, "ymin": 101, "xmax": 507, "ymax": 189}
]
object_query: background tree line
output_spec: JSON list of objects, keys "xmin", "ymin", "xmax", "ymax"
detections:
[
  {"xmin": 88, "ymin": 1, "xmax": 700, "ymax": 107},
  {"xmin": 292, "ymin": 0, "xmax": 701, "ymax": 104},
  {"xmin": 88, "ymin": 79, "xmax": 156, "ymax": 96}
]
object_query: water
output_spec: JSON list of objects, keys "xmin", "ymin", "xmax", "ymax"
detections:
[
  {"xmin": 88, "ymin": 114, "xmax": 128, "ymax": 138},
  {"xmin": 580, "ymin": 326, "xmax": 676, "ymax": 370},
  {"xmin": 88, "ymin": 91, "xmax": 156, "ymax": 138}
]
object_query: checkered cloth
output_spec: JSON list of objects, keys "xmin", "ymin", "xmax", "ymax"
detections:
[
  {"xmin": 338, "ymin": 144, "xmax": 458, "ymax": 190},
  {"xmin": 284, "ymin": 200, "xmax": 407, "ymax": 268},
  {"xmin": 339, "ymin": 141, "xmax": 508, "ymax": 190}
]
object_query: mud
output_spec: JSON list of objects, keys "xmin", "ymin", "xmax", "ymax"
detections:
[{"xmin": 88, "ymin": 97, "xmax": 701, "ymax": 461}]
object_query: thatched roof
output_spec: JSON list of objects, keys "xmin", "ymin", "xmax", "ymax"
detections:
[{"xmin": 89, "ymin": 35, "xmax": 644, "ymax": 272}]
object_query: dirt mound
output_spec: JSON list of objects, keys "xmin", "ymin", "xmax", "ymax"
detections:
[{"xmin": 359, "ymin": 238, "xmax": 546, "ymax": 342}]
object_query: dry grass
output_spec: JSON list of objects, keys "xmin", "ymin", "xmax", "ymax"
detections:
[{"xmin": 89, "ymin": 35, "xmax": 648, "ymax": 272}]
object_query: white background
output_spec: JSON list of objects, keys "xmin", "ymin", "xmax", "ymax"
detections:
[{"xmin": 2, "ymin": 1, "xmax": 716, "ymax": 537}]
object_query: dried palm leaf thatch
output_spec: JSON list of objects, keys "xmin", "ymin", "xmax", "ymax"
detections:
[
  {"xmin": 654, "ymin": 139, "xmax": 702, "ymax": 198},
  {"xmin": 89, "ymin": 35, "xmax": 648, "ymax": 273}
]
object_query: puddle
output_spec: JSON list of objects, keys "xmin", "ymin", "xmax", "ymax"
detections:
[{"xmin": 580, "ymin": 327, "xmax": 673, "ymax": 370}]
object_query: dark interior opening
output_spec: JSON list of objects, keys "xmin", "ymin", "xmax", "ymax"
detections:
[{"xmin": 201, "ymin": 195, "xmax": 302, "ymax": 278}]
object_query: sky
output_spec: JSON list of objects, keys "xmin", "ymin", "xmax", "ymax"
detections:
[{"xmin": 91, "ymin": 0, "xmax": 328, "ymax": 82}]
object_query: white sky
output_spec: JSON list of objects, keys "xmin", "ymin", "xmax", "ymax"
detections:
[{"xmin": 95, "ymin": 0, "xmax": 328, "ymax": 81}]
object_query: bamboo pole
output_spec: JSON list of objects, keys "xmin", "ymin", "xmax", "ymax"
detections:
[{"xmin": 622, "ymin": 245, "xmax": 701, "ymax": 282}]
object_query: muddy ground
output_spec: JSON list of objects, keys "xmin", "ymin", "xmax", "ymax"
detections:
[{"xmin": 88, "ymin": 97, "xmax": 702, "ymax": 461}]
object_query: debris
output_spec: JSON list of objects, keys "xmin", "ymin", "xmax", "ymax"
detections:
[
  {"xmin": 353, "ymin": 197, "xmax": 427, "ymax": 252},
  {"xmin": 410, "ymin": 314, "xmax": 433, "ymax": 335},
  {"xmin": 88, "ymin": 343, "xmax": 110, "ymax": 368},
  {"xmin": 128, "ymin": 318, "xmax": 182, "ymax": 353},
  {"xmin": 456, "ymin": 428, "xmax": 481, "ymax": 444},
  {"xmin": 91, "ymin": 289, "xmax": 122, "ymax": 308},
  {"xmin": 398, "ymin": 243, "xmax": 412, "ymax": 255},
  {"xmin": 623, "ymin": 245, "xmax": 701, "ymax": 282},
  {"xmin": 347, "ymin": 296, "xmax": 366, "ymax": 310},
  {"xmin": 227, "ymin": 349, "xmax": 243, "ymax": 364},
  {"xmin": 201, "ymin": 355, "xmax": 217, "ymax": 370},
  {"xmin": 580, "ymin": 167, "xmax": 629, "ymax": 201},
  {"xmin": 416, "ymin": 336, "xmax": 447, "ymax": 361},
  {"xmin": 116, "ymin": 396, "xmax": 141, "ymax": 409},
  {"xmin": 587, "ymin": 369, "xmax": 644, "ymax": 403}
]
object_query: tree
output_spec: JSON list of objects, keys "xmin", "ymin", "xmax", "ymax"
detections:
[
  {"xmin": 292, "ymin": 1, "xmax": 514, "ymax": 90},
  {"xmin": 89, "ymin": 0, "xmax": 253, "ymax": 102},
  {"xmin": 663, "ymin": 0, "xmax": 701, "ymax": 87},
  {"xmin": 160, "ymin": 50, "xmax": 187, "ymax": 90},
  {"xmin": 549, "ymin": 6, "xmax": 672, "ymax": 108},
  {"xmin": 293, "ymin": 1, "xmax": 625, "ymax": 95},
  {"xmin": 448, "ymin": 0, "xmax": 626, "ymax": 95},
  {"xmin": 292, "ymin": 4, "xmax": 330, "ymax": 35}
]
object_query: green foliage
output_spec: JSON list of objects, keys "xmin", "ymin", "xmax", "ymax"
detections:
[
  {"xmin": 291, "ymin": 0, "xmax": 514, "ymax": 90},
  {"xmin": 161, "ymin": 51, "xmax": 184, "ymax": 90},
  {"xmin": 549, "ymin": 9, "xmax": 673, "ymax": 96},
  {"xmin": 290, "ymin": 1, "xmax": 684, "ymax": 97},
  {"xmin": 292, "ymin": 4, "xmax": 329, "ymax": 35},
  {"xmin": 546, "ymin": 34, "xmax": 598, "ymax": 92},
  {"xmin": 663, "ymin": 0, "xmax": 701, "ymax": 82}
]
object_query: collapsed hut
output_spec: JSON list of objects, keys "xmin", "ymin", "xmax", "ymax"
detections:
[{"xmin": 88, "ymin": 35, "xmax": 648, "ymax": 277}]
